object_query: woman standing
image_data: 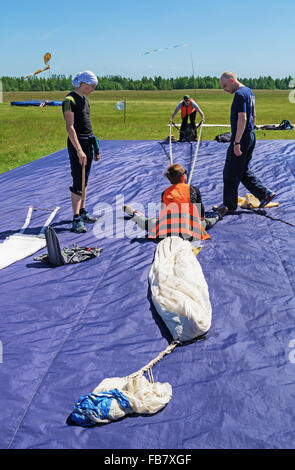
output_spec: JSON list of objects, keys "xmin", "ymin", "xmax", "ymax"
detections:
[{"xmin": 62, "ymin": 71, "xmax": 101, "ymax": 233}]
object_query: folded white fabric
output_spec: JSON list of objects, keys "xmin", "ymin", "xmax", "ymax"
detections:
[
  {"xmin": 0, "ymin": 234, "xmax": 46, "ymax": 270},
  {"xmin": 71, "ymin": 374, "xmax": 172, "ymax": 426},
  {"xmin": 149, "ymin": 236, "xmax": 212, "ymax": 342}
]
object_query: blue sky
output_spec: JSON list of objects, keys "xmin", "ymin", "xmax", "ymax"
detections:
[{"xmin": 1, "ymin": 0, "xmax": 294, "ymax": 79}]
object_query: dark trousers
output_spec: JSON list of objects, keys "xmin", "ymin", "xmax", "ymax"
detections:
[
  {"xmin": 223, "ymin": 131, "xmax": 266, "ymax": 210},
  {"xmin": 68, "ymin": 137, "xmax": 93, "ymax": 196},
  {"xmin": 180, "ymin": 111, "xmax": 197, "ymax": 141}
]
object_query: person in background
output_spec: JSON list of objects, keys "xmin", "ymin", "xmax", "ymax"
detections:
[
  {"xmin": 62, "ymin": 71, "xmax": 101, "ymax": 233},
  {"xmin": 170, "ymin": 95, "xmax": 205, "ymax": 141}
]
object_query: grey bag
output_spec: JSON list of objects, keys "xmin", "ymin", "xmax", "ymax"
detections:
[{"xmin": 34, "ymin": 226, "xmax": 102, "ymax": 266}]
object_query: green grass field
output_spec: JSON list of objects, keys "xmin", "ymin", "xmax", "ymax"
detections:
[{"xmin": 0, "ymin": 89, "xmax": 294, "ymax": 174}]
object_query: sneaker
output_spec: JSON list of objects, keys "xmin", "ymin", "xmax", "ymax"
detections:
[
  {"xmin": 206, "ymin": 210, "xmax": 221, "ymax": 222},
  {"xmin": 259, "ymin": 189, "xmax": 276, "ymax": 208},
  {"xmin": 212, "ymin": 204, "xmax": 229, "ymax": 219},
  {"xmin": 122, "ymin": 205, "xmax": 137, "ymax": 217},
  {"xmin": 71, "ymin": 217, "xmax": 87, "ymax": 233},
  {"xmin": 80, "ymin": 211, "xmax": 98, "ymax": 224}
]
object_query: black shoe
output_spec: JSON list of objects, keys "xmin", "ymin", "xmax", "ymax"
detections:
[
  {"xmin": 259, "ymin": 189, "xmax": 276, "ymax": 208},
  {"xmin": 212, "ymin": 203, "xmax": 236, "ymax": 217},
  {"xmin": 80, "ymin": 211, "xmax": 99, "ymax": 224},
  {"xmin": 212, "ymin": 204, "xmax": 229, "ymax": 219}
]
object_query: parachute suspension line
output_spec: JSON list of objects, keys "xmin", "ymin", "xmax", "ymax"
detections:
[
  {"xmin": 169, "ymin": 123, "xmax": 173, "ymax": 164},
  {"xmin": 32, "ymin": 207, "xmax": 58, "ymax": 212},
  {"xmin": 147, "ymin": 367, "xmax": 154, "ymax": 384},
  {"xmin": 188, "ymin": 122, "xmax": 203, "ymax": 185},
  {"xmin": 129, "ymin": 341, "xmax": 180, "ymax": 379},
  {"xmin": 247, "ymin": 208, "xmax": 295, "ymax": 228}
]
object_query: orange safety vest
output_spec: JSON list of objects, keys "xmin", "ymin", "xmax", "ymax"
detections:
[
  {"xmin": 181, "ymin": 99, "xmax": 195, "ymax": 119},
  {"xmin": 149, "ymin": 183, "xmax": 210, "ymax": 241}
]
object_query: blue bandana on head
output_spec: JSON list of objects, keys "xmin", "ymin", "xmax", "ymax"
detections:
[{"xmin": 72, "ymin": 71, "xmax": 98, "ymax": 88}]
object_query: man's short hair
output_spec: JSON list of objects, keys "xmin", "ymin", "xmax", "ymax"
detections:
[
  {"xmin": 220, "ymin": 71, "xmax": 237, "ymax": 81},
  {"xmin": 165, "ymin": 164, "xmax": 186, "ymax": 184}
]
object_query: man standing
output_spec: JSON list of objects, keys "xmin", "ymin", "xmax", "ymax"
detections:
[
  {"xmin": 216, "ymin": 71, "xmax": 275, "ymax": 216},
  {"xmin": 170, "ymin": 95, "xmax": 205, "ymax": 141}
]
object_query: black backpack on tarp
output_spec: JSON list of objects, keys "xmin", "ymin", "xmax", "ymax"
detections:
[
  {"xmin": 215, "ymin": 132, "xmax": 232, "ymax": 142},
  {"xmin": 34, "ymin": 226, "xmax": 102, "ymax": 266}
]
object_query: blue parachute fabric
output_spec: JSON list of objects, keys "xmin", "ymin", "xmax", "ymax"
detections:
[
  {"xmin": 0, "ymin": 139, "xmax": 295, "ymax": 449},
  {"xmin": 71, "ymin": 389, "xmax": 131, "ymax": 427},
  {"xmin": 10, "ymin": 101, "xmax": 62, "ymax": 106}
]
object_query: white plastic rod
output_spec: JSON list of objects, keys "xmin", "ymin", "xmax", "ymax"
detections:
[{"xmin": 39, "ymin": 206, "xmax": 60, "ymax": 234}]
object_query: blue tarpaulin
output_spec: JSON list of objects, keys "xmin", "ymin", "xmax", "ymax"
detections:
[{"xmin": 0, "ymin": 139, "xmax": 295, "ymax": 449}]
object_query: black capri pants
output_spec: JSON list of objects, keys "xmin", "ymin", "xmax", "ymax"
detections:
[{"xmin": 68, "ymin": 137, "xmax": 93, "ymax": 196}]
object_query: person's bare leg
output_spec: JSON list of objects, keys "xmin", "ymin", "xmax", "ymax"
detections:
[
  {"xmin": 71, "ymin": 190, "xmax": 87, "ymax": 216},
  {"xmin": 71, "ymin": 192, "xmax": 82, "ymax": 216}
]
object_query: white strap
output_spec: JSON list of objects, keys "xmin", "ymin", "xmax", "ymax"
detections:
[
  {"xmin": 169, "ymin": 123, "xmax": 173, "ymax": 164},
  {"xmin": 188, "ymin": 122, "xmax": 203, "ymax": 185},
  {"xmin": 19, "ymin": 206, "xmax": 34, "ymax": 234},
  {"xmin": 39, "ymin": 206, "xmax": 60, "ymax": 234}
]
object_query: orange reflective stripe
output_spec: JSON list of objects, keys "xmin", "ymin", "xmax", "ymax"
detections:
[
  {"xmin": 149, "ymin": 183, "xmax": 210, "ymax": 241},
  {"xmin": 150, "ymin": 213, "xmax": 202, "ymax": 240}
]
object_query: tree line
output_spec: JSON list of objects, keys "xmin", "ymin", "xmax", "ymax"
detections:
[{"xmin": 1, "ymin": 74, "xmax": 293, "ymax": 91}]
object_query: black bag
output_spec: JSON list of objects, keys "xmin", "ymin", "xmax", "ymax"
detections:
[
  {"xmin": 180, "ymin": 124, "xmax": 197, "ymax": 142},
  {"xmin": 45, "ymin": 225, "xmax": 66, "ymax": 265},
  {"xmin": 278, "ymin": 119, "xmax": 293, "ymax": 130},
  {"xmin": 260, "ymin": 120, "xmax": 293, "ymax": 131},
  {"xmin": 215, "ymin": 132, "xmax": 232, "ymax": 142},
  {"xmin": 34, "ymin": 226, "xmax": 102, "ymax": 266}
]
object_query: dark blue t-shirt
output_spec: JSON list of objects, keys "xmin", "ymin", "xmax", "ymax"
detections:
[{"xmin": 230, "ymin": 86, "xmax": 255, "ymax": 140}]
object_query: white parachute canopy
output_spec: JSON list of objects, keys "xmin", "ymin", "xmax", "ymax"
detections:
[
  {"xmin": 70, "ymin": 236, "xmax": 212, "ymax": 427},
  {"xmin": 149, "ymin": 236, "xmax": 212, "ymax": 342}
]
